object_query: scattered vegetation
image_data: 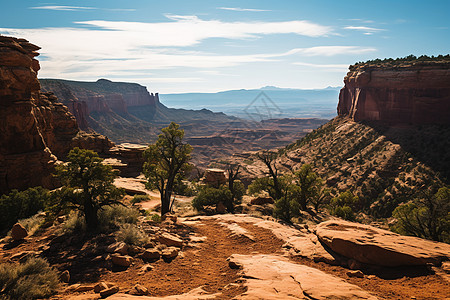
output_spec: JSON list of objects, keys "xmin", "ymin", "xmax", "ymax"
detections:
[
  {"xmin": 54, "ymin": 147, "xmax": 124, "ymax": 230},
  {"xmin": 391, "ymin": 186, "xmax": 449, "ymax": 243},
  {"xmin": 117, "ymin": 223, "xmax": 148, "ymax": 246},
  {"xmin": 143, "ymin": 122, "xmax": 192, "ymax": 215},
  {"xmin": 350, "ymin": 54, "xmax": 450, "ymax": 71},
  {"xmin": 0, "ymin": 257, "xmax": 59, "ymax": 300},
  {"xmin": 131, "ymin": 194, "xmax": 150, "ymax": 205},
  {"xmin": 192, "ymin": 185, "xmax": 233, "ymax": 213}
]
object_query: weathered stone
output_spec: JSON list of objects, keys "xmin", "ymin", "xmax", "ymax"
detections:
[
  {"xmin": 60, "ymin": 270, "xmax": 70, "ymax": 283},
  {"xmin": 100, "ymin": 286, "xmax": 119, "ymax": 298},
  {"xmin": 111, "ymin": 255, "xmax": 133, "ymax": 267},
  {"xmin": 347, "ymin": 270, "xmax": 364, "ymax": 278},
  {"xmin": 74, "ymin": 285, "xmax": 95, "ymax": 292},
  {"xmin": 139, "ymin": 264, "xmax": 154, "ymax": 273},
  {"xmin": 203, "ymin": 168, "xmax": 226, "ymax": 187},
  {"xmin": 161, "ymin": 247, "xmax": 179, "ymax": 259},
  {"xmin": 316, "ymin": 220, "xmax": 450, "ymax": 267},
  {"xmin": 107, "ymin": 242, "xmax": 129, "ymax": 255},
  {"xmin": 94, "ymin": 282, "xmax": 109, "ymax": 293},
  {"xmin": 158, "ymin": 233, "xmax": 183, "ymax": 247},
  {"xmin": 129, "ymin": 284, "xmax": 148, "ymax": 296},
  {"xmin": 11, "ymin": 223, "xmax": 27, "ymax": 240},
  {"xmin": 142, "ymin": 249, "xmax": 160, "ymax": 260}
]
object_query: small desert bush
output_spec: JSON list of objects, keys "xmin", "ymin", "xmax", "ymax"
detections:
[
  {"xmin": 16, "ymin": 214, "xmax": 45, "ymax": 236},
  {"xmin": 151, "ymin": 214, "xmax": 161, "ymax": 223},
  {"xmin": 61, "ymin": 211, "xmax": 86, "ymax": 234},
  {"xmin": 131, "ymin": 194, "xmax": 149, "ymax": 205},
  {"xmin": 329, "ymin": 191, "xmax": 359, "ymax": 221},
  {"xmin": 98, "ymin": 204, "xmax": 140, "ymax": 231},
  {"xmin": 192, "ymin": 185, "xmax": 233, "ymax": 212},
  {"xmin": 117, "ymin": 224, "xmax": 148, "ymax": 246},
  {"xmin": 0, "ymin": 257, "xmax": 59, "ymax": 300}
]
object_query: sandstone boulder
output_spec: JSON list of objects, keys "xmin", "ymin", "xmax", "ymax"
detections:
[
  {"xmin": 316, "ymin": 220, "xmax": 450, "ymax": 267},
  {"xmin": 250, "ymin": 196, "xmax": 274, "ymax": 205},
  {"xmin": 203, "ymin": 168, "xmax": 226, "ymax": 187},
  {"xmin": 142, "ymin": 249, "xmax": 160, "ymax": 260},
  {"xmin": 129, "ymin": 284, "xmax": 148, "ymax": 296},
  {"xmin": 100, "ymin": 286, "xmax": 119, "ymax": 298},
  {"xmin": 161, "ymin": 247, "xmax": 179, "ymax": 259},
  {"xmin": 111, "ymin": 255, "xmax": 133, "ymax": 267},
  {"xmin": 11, "ymin": 223, "xmax": 28, "ymax": 240},
  {"xmin": 94, "ymin": 282, "xmax": 109, "ymax": 293},
  {"xmin": 158, "ymin": 233, "xmax": 183, "ymax": 247}
]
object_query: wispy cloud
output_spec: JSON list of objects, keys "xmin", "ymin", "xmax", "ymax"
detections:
[
  {"xmin": 293, "ymin": 62, "xmax": 349, "ymax": 72},
  {"xmin": 344, "ymin": 26, "xmax": 385, "ymax": 35},
  {"xmin": 217, "ymin": 7, "xmax": 270, "ymax": 12},
  {"xmin": 29, "ymin": 6, "xmax": 135, "ymax": 12},
  {"xmin": 30, "ymin": 6, "xmax": 96, "ymax": 11},
  {"xmin": 281, "ymin": 46, "xmax": 376, "ymax": 57}
]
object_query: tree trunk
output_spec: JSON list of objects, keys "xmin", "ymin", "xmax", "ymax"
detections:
[
  {"xmin": 84, "ymin": 201, "xmax": 98, "ymax": 230},
  {"xmin": 161, "ymin": 191, "xmax": 171, "ymax": 215}
]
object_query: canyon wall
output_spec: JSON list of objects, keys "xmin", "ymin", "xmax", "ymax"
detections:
[
  {"xmin": 337, "ymin": 62, "xmax": 450, "ymax": 124},
  {"xmin": 0, "ymin": 36, "xmax": 112, "ymax": 194},
  {"xmin": 40, "ymin": 79, "xmax": 160, "ymax": 130}
]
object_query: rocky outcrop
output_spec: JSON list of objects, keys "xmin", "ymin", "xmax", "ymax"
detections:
[
  {"xmin": 316, "ymin": 220, "xmax": 450, "ymax": 267},
  {"xmin": 338, "ymin": 62, "xmax": 450, "ymax": 124},
  {"xmin": 0, "ymin": 36, "xmax": 113, "ymax": 194}
]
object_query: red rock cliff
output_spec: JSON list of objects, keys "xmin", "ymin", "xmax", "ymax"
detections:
[
  {"xmin": 0, "ymin": 36, "xmax": 112, "ymax": 194},
  {"xmin": 337, "ymin": 62, "xmax": 450, "ymax": 124}
]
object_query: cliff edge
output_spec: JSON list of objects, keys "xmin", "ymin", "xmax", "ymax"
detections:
[
  {"xmin": 338, "ymin": 60, "xmax": 450, "ymax": 124},
  {"xmin": 0, "ymin": 36, "xmax": 112, "ymax": 194}
]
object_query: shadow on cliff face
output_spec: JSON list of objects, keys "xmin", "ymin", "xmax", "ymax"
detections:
[{"xmin": 363, "ymin": 121, "xmax": 450, "ymax": 183}]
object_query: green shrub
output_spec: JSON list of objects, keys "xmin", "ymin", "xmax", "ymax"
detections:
[
  {"xmin": 151, "ymin": 214, "xmax": 161, "ymax": 223},
  {"xmin": 131, "ymin": 195, "xmax": 149, "ymax": 205},
  {"xmin": 17, "ymin": 214, "xmax": 45, "ymax": 236},
  {"xmin": 98, "ymin": 205, "xmax": 140, "ymax": 231},
  {"xmin": 192, "ymin": 185, "xmax": 233, "ymax": 212},
  {"xmin": 329, "ymin": 191, "xmax": 359, "ymax": 221},
  {"xmin": 0, "ymin": 257, "xmax": 59, "ymax": 299},
  {"xmin": 273, "ymin": 196, "xmax": 299, "ymax": 223},
  {"xmin": 117, "ymin": 224, "xmax": 148, "ymax": 246},
  {"xmin": 0, "ymin": 187, "xmax": 50, "ymax": 234}
]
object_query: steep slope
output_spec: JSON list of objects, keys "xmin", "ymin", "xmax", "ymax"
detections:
[{"xmin": 0, "ymin": 36, "xmax": 112, "ymax": 194}]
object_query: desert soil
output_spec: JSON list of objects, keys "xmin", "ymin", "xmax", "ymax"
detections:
[{"xmin": 1, "ymin": 216, "xmax": 449, "ymax": 299}]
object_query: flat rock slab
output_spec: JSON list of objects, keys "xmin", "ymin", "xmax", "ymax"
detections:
[
  {"xmin": 228, "ymin": 254, "xmax": 377, "ymax": 299},
  {"xmin": 316, "ymin": 220, "xmax": 450, "ymax": 267}
]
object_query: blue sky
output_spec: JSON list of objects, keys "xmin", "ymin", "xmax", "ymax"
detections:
[{"xmin": 1, "ymin": 0, "xmax": 449, "ymax": 93}]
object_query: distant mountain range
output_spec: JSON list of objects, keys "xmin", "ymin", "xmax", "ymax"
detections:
[{"xmin": 159, "ymin": 86, "xmax": 341, "ymax": 120}]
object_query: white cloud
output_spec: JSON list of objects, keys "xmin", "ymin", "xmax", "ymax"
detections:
[
  {"xmin": 279, "ymin": 46, "xmax": 376, "ymax": 57},
  {"xmin": 217, "ymin": 7, "xmax": 270, "ymax": 12},
  {"xmin": 344, "ymin": 26, "xmax": 385, "ymax": 35},
  {"xmin": 30, "ymin": 6, "xmax": 96, "ymax": 11},
  {"xmin": 293, "ymin": 62, "xmax": 349, "ymax": 72}
]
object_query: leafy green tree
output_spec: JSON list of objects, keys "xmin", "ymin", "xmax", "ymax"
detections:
[
  {"xmin": 143, "ymin": 122, "xmax": 192, "ymax": 216},
  {"xmin": 292, "ymin": 164, "xmax": 325, "ymax": 211},
  {"xmin": 274, "ymin": 189, "xmax": 300, "ymax": 223},
  {"xmin": 329, "ymin": 191, "xmax": 359, "ymax": 221},
  {"xmin": 55, "ymin": 147, "xmax": 123, "ymax": 230},
  {"xmin": 391, "ymin": 187, "xmax": 449, "ymax": 242}
]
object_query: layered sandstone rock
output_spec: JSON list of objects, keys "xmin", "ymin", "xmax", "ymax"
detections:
[
  {"xmin": 0, "ymin": 36, "xmax": 112, "ymax": 194},
  {"xmin": 316, "ymin": 220, "xmax": 450, "ymax": 267},
  {"xmin": 338, "ymin": 62, "xmax": 450, "ymax": 124}
]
